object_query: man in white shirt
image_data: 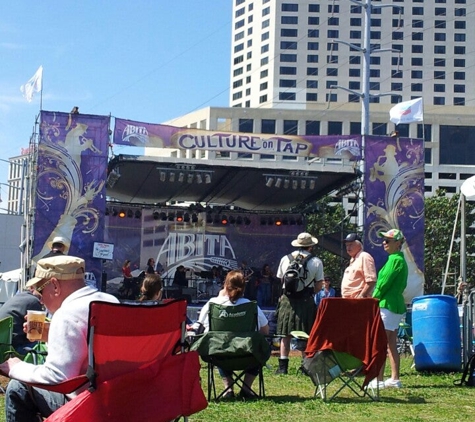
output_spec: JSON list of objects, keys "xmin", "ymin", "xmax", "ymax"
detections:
[{"xmin": 0, "ymin": 255, "xmax": 119, "ymax": 421}]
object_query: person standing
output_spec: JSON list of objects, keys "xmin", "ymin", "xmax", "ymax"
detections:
[
  {"xmin": 42, "ymin": 236, "xmax": 69, "ymax": 259},
  {"xmin": 314, "ymin": 276, "xmax": 336, "ymax": 308},
  {"xmin": 256, "ymin": 264, "xmax": 274, "ymax": 308},
  {"xmin": 371, "ymin": 228, "xmax": 408, "ymax": 389},
  {"xmin": 341, "ymin": 233, "xmax": 377, "ymax": 298},
  {"xmin": 0, "ymin": 255, "xmax": 119, "ymax": 420},
  {"xmin": 275, "ymin": 232, "xmax": 324, "ymax": 375}
]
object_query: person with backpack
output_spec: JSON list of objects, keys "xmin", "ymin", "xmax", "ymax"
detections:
[{"xmin": 274, "ymin": 232, "xmax": 324, "ymax": 375}]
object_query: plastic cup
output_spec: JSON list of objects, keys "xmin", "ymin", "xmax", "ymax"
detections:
[{"xmin": 27, "ymin": 310, "xmax": 47, "ymax": 341}]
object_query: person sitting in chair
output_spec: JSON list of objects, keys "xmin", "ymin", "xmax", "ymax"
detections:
[{"xmin": 197, "ymin": 270, "xmax": 269, "ymax": 399}]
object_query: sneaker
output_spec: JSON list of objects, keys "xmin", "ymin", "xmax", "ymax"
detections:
[
  {"xmin": 221, "ymin": 390, "xmax": 235, "ymax": 400},
  {"xmin": 384, "ymin": 378, "xmax": 402, "ymax": 388},
  {"xmin": 367, "ymin": 379, "xmax": 385, "ymax": 390}
]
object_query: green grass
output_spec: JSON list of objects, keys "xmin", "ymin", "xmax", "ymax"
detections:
[{"xmin": 0, "ymin": 357, "xmax": 473, "ymax": 421}]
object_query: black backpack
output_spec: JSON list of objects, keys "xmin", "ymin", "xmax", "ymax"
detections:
[
  {"xmin": 454, "ymin": 354, "xmax": 475, "ymax": 387},
  {"xmin": 283, "ymin": 253, "xmax": 313, "ymax": 298}
]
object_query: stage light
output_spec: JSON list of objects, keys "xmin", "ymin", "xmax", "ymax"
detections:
[
  {"xmin": 244, "ymin": 217, "xmax": 251, "ymax": 225},
  {"xmin": 267, "ymin": 217, "xmax": 273, "ymax": 225},
  {"xmin": 236, "ymin": 216, "xmax": 243, "ymax": 225},
  {"xmin": 178, "ymin": 172, "xmax": 185, "ymax": 182},
  {"xmin": 221, "ymin": 215, "xmax": 228, "ymax": 225},
  {"xmin": 118, "ymin": 209, "xmax": 126, "ymax": 218},
  {"xmin": 187, "ymin": 173, "xmax": 194, "ymax": 183},
  {"xmin": 301, "ymin": 179, "xmax": 307, "ymax": 189},
  {"xmin": 206, "ymin": 213, "xmax": 213, "ymax": 224},
  {"xmin": 160, "ymin": 212, "xmax": 167, "ymax": 221},
  {"xmin": 176, "ymin": 213, "xmax": 184, "ymax": 222},
  {"xmin": 229, "ymin": 215, "xmax": 236, "ymax": 224},
  {"xmin": 196, "ymin": 174, "xmax": 203, "ymax": 184},
  {"xmin": 168, "ymin": 213, "xmax": 175, "ymax": 221},
  {"xmin": 135, "ymin": 210, "xmax": 142, "ymax": 219},
  {"xmin": 191, "ymin": 213, "xmax": 198, "ymax": 223},
  {"xmin": 169, "ymin": 172, "xmax": 176, "ymax": 182},
  {"xmin": 309, "ymin": 179, "xmax": 316, "ymax": 190},
  {"xmin": 260, "ymin": 217, "xmax": 267, "ymax": 225},
  {"xmin": 153, "ymin": 211, "xmax": 160, "ymax": 220},
  {"xmin": 266, "ymin": 177, "xmax": 274, "ymax": 187},
  {"xmin": 284, "ymin": 179, "xmax": 290, "ymax": 189},
  {"xmin": 184, "ymin": 213, "xmax": 190, "ymax": 222},
  {"xmin": 159, "ymin": 171, "xmax": 166, "ymax": 182},
  {"xmin": 282, "ymin": 217, "xmax": 289, "ymax": 225},
  {"xmin": 127, "ymin": 209, "xmax": 134, "ymax": 218},
  {"xmin": 275, "ymin": 178, "xmax": 282, "ymax": 188},
  {"xmin": 292, "ymin": 180, "xmax": 298, "ymax": 190},
  {"xmin": 213, "ymin": 215, "xmax": 220, "ymax": 224},
  {"xmin": 204, "ymin": 173, "xmax": 212, "ymax": 184},
  {"xmin": 275, "ymin": 218, "xmax": 282, "ymax": 226},
  {"xmin": 289, "ymin": 218, "xmax": 296, "ymax": 225}
]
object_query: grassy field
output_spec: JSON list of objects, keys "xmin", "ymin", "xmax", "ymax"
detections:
[{"xmin": 0, "ymin": 356, "xmax": 473, "ymax": 421}]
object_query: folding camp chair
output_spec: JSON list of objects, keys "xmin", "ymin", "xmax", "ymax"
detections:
[
  {"xmin": 192, "ymin": 301, "xmax": 270, "ymax": 401},
  {"xmin": 16, "ymin": 299, "xmax": 207, "ymax": 422},
  {"xmin": 0, "ymin": 316, "xmax": 15, "ymax": 363},
  {"xmin": 302, "ymin": 298, "xmax": 387, "ymax": 402}
]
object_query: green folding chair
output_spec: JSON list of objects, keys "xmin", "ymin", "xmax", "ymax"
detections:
[{"xmin": 0, "ymin": 316, "xmax": 15, "ymax": 363}]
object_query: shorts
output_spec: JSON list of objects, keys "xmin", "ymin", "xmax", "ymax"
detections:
[{"xmin": 380, "ymin": 308, "xmax": 404, "ymax": 331}]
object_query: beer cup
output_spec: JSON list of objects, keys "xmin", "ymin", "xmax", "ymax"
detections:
[{"xmin": 27, "ymin": 310, "xmax": 47, "ymax": 341}]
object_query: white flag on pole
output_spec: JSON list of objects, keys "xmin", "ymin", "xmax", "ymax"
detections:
[
  {"xmin": 389, "ymin": 97, "xmax": 423, "ymax": 125},
  {"xmin": 20, "ymin": 66, "xmax": 43, "ymax": 103}
]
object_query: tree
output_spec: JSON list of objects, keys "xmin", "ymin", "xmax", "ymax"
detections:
[{"xmin": 424, "ymin": 190, "xmax": 475, "ymax": 294}]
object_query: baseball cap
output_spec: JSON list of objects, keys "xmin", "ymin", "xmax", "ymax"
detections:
[
  {"xmin": 378, "ymin": 228, "xmax": 404, "ymax": 241},
  {"xmin": 26, "ymin": 256, "xmax": 85, "ymax": 288},
  {"xmin": 47, "ymin": 236, "xmax": 70, "ymax": 252},
  {"xmin": 343, "ymin": 233, "xmax": 361, "ymax": 243}
]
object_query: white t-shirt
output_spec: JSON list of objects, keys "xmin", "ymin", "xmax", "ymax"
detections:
[
  {"xmin": 198, "ymin": 295, "xmax": 268, "ymax": 332},
  {"xmin": 276, "ymin": 250, "xmax": 324, "ymax": 288}
]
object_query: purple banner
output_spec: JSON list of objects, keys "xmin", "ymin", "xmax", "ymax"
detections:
[
  {"xmin": 33, "ymin": 111, "xmax": 110, "ymax": 279},
  {"xmin": 113, "ymin": 118, "xmax": 361, "ymax": 160},
  {"xmin": 364, "ymin": 135, "xmax": 425, "ymax": 302}
]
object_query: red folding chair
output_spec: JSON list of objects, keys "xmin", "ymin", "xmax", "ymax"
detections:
[{"xmin": 34, "ymin": 299, "xmax": 207, "ymax": 421}]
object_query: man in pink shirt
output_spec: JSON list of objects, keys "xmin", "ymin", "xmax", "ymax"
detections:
[{"xmin": 341, "ymin": 233, "xmax": 377, "ymax": 298}]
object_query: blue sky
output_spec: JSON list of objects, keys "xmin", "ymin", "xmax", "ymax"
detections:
[{"xmin": 0, "ymin": 1, "xmax": 232, "ymax": 204}]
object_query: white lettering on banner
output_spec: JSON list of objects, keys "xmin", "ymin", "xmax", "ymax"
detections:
[
  {"xmin": 177, "ymin": 133, "xmax": 310, "ymax": 156},
  {"xmin": 158, "ymin": 232, "xmax": 237, "ymax": 266},
  {"xmin": 334, "ymin": 138, "xmax": 360, "ymax": 157},
  {"xmin": 122, "ymin": 124, "xmax": 149, "ymax": 144}
]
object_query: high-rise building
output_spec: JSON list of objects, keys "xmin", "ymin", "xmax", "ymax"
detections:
[{"xmin": 230, "ymin": 0, "xmax": 474, "ymax": 110}]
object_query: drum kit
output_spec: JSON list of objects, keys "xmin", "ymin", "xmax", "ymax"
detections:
[{"xmin": 188, "ymin": 270, "xmax": 224, "ymax": 301}]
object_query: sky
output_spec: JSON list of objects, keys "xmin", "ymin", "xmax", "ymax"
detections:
[{"xmin": 0, "ymin": 1, "xmax": 233, "ymax": 205}]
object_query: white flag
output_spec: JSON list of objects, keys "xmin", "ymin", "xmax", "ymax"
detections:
[
  {"xmin": 20, "ymin": 66, "xmax": 43, "ymax": 102},
  {"xmin": 389, "ymin": 97, "xmax": 424, "ymax": 125}
]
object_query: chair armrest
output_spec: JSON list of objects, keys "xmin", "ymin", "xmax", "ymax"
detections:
[{"xmin": 25, "ymin": 374, "xmax": 89, "ymax": 394}]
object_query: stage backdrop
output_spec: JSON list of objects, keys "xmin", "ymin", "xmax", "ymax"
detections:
[
  {"xmin": 32, "ymin": 111, "xmax": 110, "ymax": 279},
  {"xmin": 364, "ymin": 135, "xmax": 425, "ymax": 303}
]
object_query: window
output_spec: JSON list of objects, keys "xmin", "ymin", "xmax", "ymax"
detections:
[
  {"xmin": 234, "ymin": 43, "xmax": 244, "ymax": 53},
  {"xmin": 454, "ymin": 72, "xmax": 465, "ymax": 80},
  {"xmin": 284, "ymin": 120, "xmax": 298, "ymax": 135},
  {"xmin": 279, "ymin": 92, "xmax": 296, "ymax": 101},
  {"xmin": 328, "ymin": 17, "xmax": 339, "ymax": 25},
  {"xmin": 454, "ymin": 33, "xmax": 466, "ymax": 42},
  {"xmin": 280, "ymin": 54, "xmax": 297, "ymax": 62},
  {"xmin": 412, "ymin": 20, "xmax": 423, "ymax": 28},
  {"xmin": 281, "ymin": 28, "xmax": 298, "ymax": 37},
  {"xmin": 350, "ymin": 122, "xmax": 361, "ymax": 135},
  {"xmin": 454, "ymin": 98, "xmax": 465, "ymax": 106},
  {"xmin": 235, "ymin": 19, "xmax": 245, "ymax": 29},
  {"xmin": 434, "ymin": 8, "xmax": 446, "ymax": 16},
  {"xmin": 280, "ymin": 66, "xmax": 296, "ymax": 75},
  {"xmin": 434, "ymin": 33, "xmax": 446, "ymax": 41},
  {"xmin": 411, "ymin": 83, "xmax": 423, "ymax": 92},
  {"xmin": 454, "ymin": 59, "xmax": 465, "ymax": 67},
  {"xmin": 259, "ymin": 82, "xmax": 267, "ymax": 91},
  {"xmin": 435, "ymin": 20, "xmax": 446, "ymax": 29},
  {"xmin": 233, "ymin": 67, "xmax": 243, "ymax": 77},
  {"xmin": 434, "ymin": 58, "xmax": 445, "ymax": 67},
  {"xmin": 434, "ymin": 71, "xmax": 445, "ymax": 79},
  {"xmin": 306, "ymin": 93, "xmax": 318, "ymax": 101},
  {"xmin": 280, "ymin": 79, "xmax": 296, "ymax": 88},
  {"xmin": 349, "ymin": 81, "xmax": 360, "ymax": 90},
  {"xmin": 455, "ymin": 8, "xmax": 466, "ymax": 17},
  {"xmin": 439, "ymin": 126, "xmax": 475, "ymax": 165},
  {"xmin": 454, "ymin": 46, "xmax": 465, "ymax": 55},
  {"xmin": 261, "ymin": 44, "xmax": 269, "ymax": 54},
  {"xmin": 327, "ymin": 55, "xmax": 338, "ymax": 64},
  {"xmin": 433, "ymin": 97, "xmax": 445, "ymax": 105},
  {"xmin": 308, "ymin": 4, "xmax": 320, "ymax": 13},
  {"xmin": 349, "ymin": 56, "xmax": 361, "ymax": 64},
  {"xmin": 235, "ymin": 31, "xmax": 244, "ymax": 41},
  {"xmin": 261, "ymin": 119, "xmax": 276, "ymax": 134},
  {"xmin": 233, "ymin": 79, "xmax": 243, "ymax": 89},
  {"xmin": 327, "ymin": 30, "xmax": 339, "ymax": 38},
  {"xmin": 262, "ymin": 6, "xmax": 270, "ymax": 16},
  {"xmin": 412, "ymin": 70, "xmax": 423, "ymax": 79},
  {"xmin": 412, "ymin": 32, "xmax": 423, "ymax": 41},
  {"xmin": 454, "ymin": 85, "xmax": 465, "ymax": 93},
  {"xmin": 281, "ymin": 16, "xmax": 298, "ymax": 24},
  {"xmin": 392, "ymin": 32, "xmax": 403, "ymax": 40},
  {"xmin": 307, "ymin": 55, "xmax": 319, "ymax": 63},
  {"xmin": 260, "ymin": 57, "xmax": 268, "ymax": 66},
  {"xmin": 454, "ymin": 21, "xmax": 466, "ymax": 29},
  {"xmin": 370, "ymin": 31, "xmax": 381, "ymax": 39},
  {"xmin": 308, "ymin": 29, "xmax": 319, "ymax": 38},
  {"xmin": 392, "ymin": 57, "xmax": 403, "ymax": 66},
  {"xmin": 305, "ymin": 121, "xmax": 320, "ymax": 135},
  {"xmin": 412, "ymin": 7, "xmax": 424, "ymax": 15},
  {"xmin": 262, "ymin": 19, "xmax": 269, "ymax": 29},
  {"xmin": 234, "ymin": 55, "xmax": 244, "ymax": 65},
  {"xmin": 369, "ymin": 69, "xmax": 380, "ymax": 77},
  {"xmin": 350, "ymin": 31, "xmax": 362, "ymax": 39},
  {"xmin": 412, "ymin": 45, "xmax": 423, "ymax": 53},
  {"xmin": 349, "ymin": 94, "xmax": 360, "ymax": 103},
  {"xmin": 351, "ymin": 18, "xmax": 361, "ymax": 26},
  {"xmin": 260, "ymin": 70, "xmax": 268, "ymax": 79},
  {"xmin": 259, "ymin": 95, "xmax": 267, "ymax": 104},
  {"xmin": 370, "ymin": 57, "xmax": 381, "ymax": 65},
  {"xmin": 261, "ymin": 32, "xmax": 269, "ymax": 41},
  {"xmin": 392, "ymin": 70, "xmax": 403, "ymax": 78},
  {"xmin": 327, "ymin": 68, "xmax": 338, "ymax": 76},
  {"xmin": 307, "ymin": 80, "xmax": 318, "ymax": 89},
  {"xmin": 328, "ymin": 4, "xmax": 339, "ymax": 13},
  {"xmin": 327, "ymin": 43, "xmax": 338, "ymax": 51},
  {"xmin": 393, "ymin": 44, "xmax": 403, "ymax": 53},
  {"xmin": 371, "ymin": 19, "xmax": 381, "ymax": 27},
  {"xmin": 281, "ymin": 41, "xmax": 297, "ymax": 50},
  {"xmin": 282, "ymin": 3, "xmax": 298, "ymax": 12},
  {"xmin": 326, "ymin": 81, "xmax": 336, "ymax": 89},
  {"xmin": 412, "ymin": 57, "xmax": 423, "ymax": 66},
  {"xmin": 307, "ymin": 42, "xmax": 319, "ymax": 50},
  {"xmin": 349, "ymin": 68, "xmax": 360, "ymax": 77},
  {"xmin": 370, "ymin": 82, "xmax": 380, "ymax": 91},
  {"xmin": 307, "ymin": 67, "xmax": 318, "ymax": 76},
  {"xmin": 328, "ymin": 121, "xmax": 343, "ymax": 136},
  {"xmin": 308, "ymin": 17, "xmax": 319, "ymax": 25},
  {"xmin": 235, "ymin": 7, "xmax": 245, "ymax": 18},
  {"xmin": 372, "ymin": 123, "xmax": 387, "ymax": 136},
  {"xmin": 391, "ymin": 83, "xmax": 403, "ymax": 91},
  {"xmin": 232, "ymin": 92, "xmax": 242, "ymax": 100},
  {"xmin": 434, "ymin": 46, "xmax": 445, "ymax": 54},
  {"xmin": 239, "ymin": 118, "xmax": 253, "ymax": 133}
]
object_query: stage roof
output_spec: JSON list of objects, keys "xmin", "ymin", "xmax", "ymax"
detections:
[{"xmin": 107, "ymin": 154, "xmax": 358, "ymax": 212}]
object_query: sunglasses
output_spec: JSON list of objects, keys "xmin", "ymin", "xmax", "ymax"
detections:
[
  {"xmin": 35, "ymin": 279, "xmax": 52, "ymax": 294},
  {"xmin": 382, "ymin": 238, "xmax": 397, "ymax": 243}
]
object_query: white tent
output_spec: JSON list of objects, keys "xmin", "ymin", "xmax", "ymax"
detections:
[{"xmin": 0, "ymin": 268, "xmax": 21, "ymax": 304}]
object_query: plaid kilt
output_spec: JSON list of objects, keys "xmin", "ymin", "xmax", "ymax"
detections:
[{"xmin": 276, "ymin": 294, "xmax": 317, "ymax": 336}]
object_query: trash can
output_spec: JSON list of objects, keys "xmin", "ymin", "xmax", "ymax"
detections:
[{"xmin": 412, "ymin": 295, "xmax": 461, "ymax": 372}]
